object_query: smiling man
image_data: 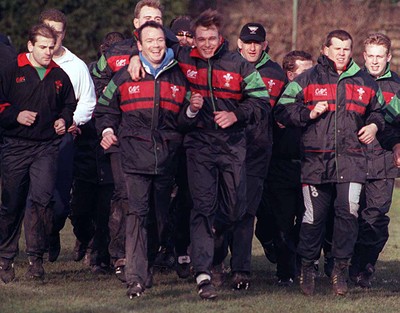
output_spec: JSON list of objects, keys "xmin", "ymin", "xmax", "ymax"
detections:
[
  {"xmin": 0, "ymin": 23, "xmax": 76, "ymax": 283},
  {"xmin": 349, "ymin": 33, "xmax": 400, "ymax": 289},
  {"xmin": 94, "ymin": 21, "xmax": 191, "ymax": 299},
  {"xmin": 275, "ymin": 29, "xmax": 385, "ymax": 296},
  {"xmin": 174, "ymin": 11, "xmax": 270, "ymax": 299}
]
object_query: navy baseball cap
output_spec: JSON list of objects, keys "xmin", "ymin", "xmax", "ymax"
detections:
[{"xmin": 239, "ymin": 23, "xmax": 266, "ymax": 43}]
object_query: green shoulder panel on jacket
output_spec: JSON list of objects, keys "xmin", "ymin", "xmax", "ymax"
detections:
[
  {"xmin": 98, "ymin": 79, "xmax": 118, "ymax": 106},
  {"xmin": 244, "ymin": 70, "xmax": 270, "ymax": 99},
  {"xmin": 278, "ymin": 81, "xmax": 303, "ymax": 105},
  {"xmin": 384, "ymin": 93, "xmax": 400, "ymax": 124},
  {"xmin": 92, "ymin": 54, "xmax": 108, "ymax": 78}
]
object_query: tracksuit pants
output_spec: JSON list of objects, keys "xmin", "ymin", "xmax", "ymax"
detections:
[
  {"xmin": 351, "ymin": 178, "xmax": 394, "ymax": 274},
  {"xmin": 124, "ymin": 173, "xmax": 174, "ymax": 287},
  {"xmin": 297, "ymin": 182, "xmax": 361, "ymax": 261},
  {"xmin": 0, "ymin": 137, "xmax": 59, "ymax": 259}
]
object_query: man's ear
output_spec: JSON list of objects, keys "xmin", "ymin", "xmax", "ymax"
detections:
[
  {"xmin": 237, "ymin": 39, "xmax": 243, "ymax": 50},
  {"xmin": 27, "ymin": 40, "xmax": 33, "ymax": 53},
  {"xmin": 133, "ymin": 18, "xmax": 140, "ymax": 29},
  {"xmin": 137, "ymin": 40, "xmax": 142, "ymax": 52}
]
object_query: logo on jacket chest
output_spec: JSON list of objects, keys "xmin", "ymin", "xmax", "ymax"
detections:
[
  {"xmin": 223, "ymin": 73, "xmax": 233, "ymax": 87},
  {"xmin": 16, "ymin": 76, "xmax": 26, "ymax": 83},
  {"xmin": 267, "ymin": 79, "xmax": 276, "ymax": 93},
  {"xmin": 128, "ymin": 85, "xmax": 140, "ymax": 94},
  {"xmin": 357, "ymin": 87, "xmax": 365, "ymax": 100},
  {"xmin": 186, "ymin": 69, "xmax": 197, "ymax": 79},
  {"xmin": 170, "ymin": 85, "xmax": 179, "ymax": 98},
  {"xmin": 115, "ymin": 59, "xmax": 127, "ymax": 68},
  {"xmin": 315, "ymin": 88, "xmax": 328, "ymax": 96}
]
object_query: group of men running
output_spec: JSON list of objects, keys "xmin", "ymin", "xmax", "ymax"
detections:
[{"xmin": 1, "ymin": 0, "xmax": 400, "ymax": 301}]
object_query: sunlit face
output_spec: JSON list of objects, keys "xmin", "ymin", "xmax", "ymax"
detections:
[
  {"xmin": 287, "ymin": 59, "xmax": 313, "ymax": 81},
  {"xmin": 237, "ymin": 39, "xmax": 267, "ymax": 63},
  {"xmin": 176, "ymin": 30, "xmax": 194, "ymax": 47},
  {"xmin": 324, "ymin": 37, "xmax": 352, "ymax": 74},
  {"xmin": 137, "ymin": 26, "xmax": 166, "ymax": 68},
  {"xmin": 364, "ymin": 44, "xmax": 391, "ymax": 78},
  {"xmin": 27, "ymin": 35, "xmax": 55, "ymax": 68},
  {"xmin": 194, "ymin": 26, "xmax": 222, "ymax": 59},
  {"xmin": 42, "ymin": 20, "xmax": 65, "ymax": 57},
  {"xmin": 133, "ymin": 6, "xmax": 163, "ymax": 28}
]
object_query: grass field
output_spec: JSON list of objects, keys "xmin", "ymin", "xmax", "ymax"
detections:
[{"xmin": 2, "ymin": 190, "xmax": 400, "ymax": 313}]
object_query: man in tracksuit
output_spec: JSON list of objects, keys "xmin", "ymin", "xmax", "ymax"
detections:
[
  {"xmin": 0, "ymin": 24, "xmax": 76, "ymax": 283},
  {"xmin": 91, "ymin": 0, "xmax": 177, "ymax": 281},
  {"xmin": 175, "ymin": 11, "xmax": 269, "ymax": 299},
  {"xmin": 212, "ymin": 22, "xmax": 279, "ymax": 290},
  {"xmin": 350, "ymin": 33, "xmax": 400, "ymax": 288},
  {"xmin": 95, "ymin": 21, "xmax": 191, "ymax": 299},
  {"xmin": 275, "ymin": 29, "xmax": 385, "ymax": 296}
]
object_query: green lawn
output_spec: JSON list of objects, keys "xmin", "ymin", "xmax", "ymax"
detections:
[{"xmin": 2, "ymin": 189, "xmax": 400, "ymax": 313}]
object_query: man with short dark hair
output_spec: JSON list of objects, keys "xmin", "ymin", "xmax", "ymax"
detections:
[
  {"xmin": 275, "ymin": 29, "xmax": 385, "ymax": 296},
  {"xmin": 175, "ymin": 11, "xmax": 269, "ymax": 299},
  {"xmin": 95, "ymin": 21, "xmax": 191, "ymax": 299},
  {"xmin": 0, "ymin": 23, "xmax": 76, "ymax": 283}
]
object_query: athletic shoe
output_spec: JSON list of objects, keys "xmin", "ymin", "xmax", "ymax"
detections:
[
  {"xmin": 198, "ymin": 279, "xmax": 217, "ymax": 300},
  {"xmin": 48, "ymin": 233, "xmax": 61, "ymax": 263},
  {"xmin": 127, "ymin": 282, "xmax": 144, "ymax": 299},
  {"xmin": 278, "ymin": 277, "xmax": 294, "ymax": 287},
  {"xmin": 26, "ymin": 256, "xmax": 45, "ymax": 280},
  {"xmin": 211, "ymin": 263, "xmax": 226, "ymax": 287},
  {"xmin": 352, "ymin": 263, "xmax": 374, "ymax": 289},
  {"xmin": 332, "ymin": 259, "xmax": 349, "ymax": 296},
  {"xmin": 114, "ymin": 258, "xmax": 126, "ymax": 282},
  {"xmin": 0, "ymin": 258, "xmax": 15, "ymax": 284},
  {"xmin": 300, "ymin": 260, "xmax": 317, "ymax": 296},
  {"xmin": 176, "ymin": 255, "xmax": 191, "ymax": 279},
  {"xmin": 154, "ymin": 247, "xmax": 175, "ymax": 270},
  {"xmin": 231, "ymin": 272, "xmax": 250, "ymax": 290}
]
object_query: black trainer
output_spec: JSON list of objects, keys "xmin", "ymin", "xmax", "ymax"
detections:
[
  {"xmin": 127, "ymin": 282, "xmax": 145, "ymax": 299},
  {"xmin": 278, "ymin": 277, "xmax": 294, "ymax": 287},
  {"xmin": 332, "ymin": 259, "xmax": 349, "ymax": 296},
  {"xmin": 176, "ymin": 255, "xmax": 191, "ymax": 279},
  {"xmin": 300, "ymin": 260, "xmax": 317, "ymax": 296},
  {"xmin": 0, "ymin": 258, "xmax": 15, "ymax": 284},
  {"xmin": 231, "ymin": 272, "xmax": 250, "ymax": 290},
  {"xmin": 114, "ymin": 258, "xmax": 126, "ymax": 282},
  {"xmin": 198, "ymin": 279, "xmax": 217, "ymax": 300},
  {"xmin": 354, "ymin": 263, "xmax": 375, "ymax": 289},
  {"xmin": 26, "ymin": 256, "xmax": 45, "ymax": 280}
]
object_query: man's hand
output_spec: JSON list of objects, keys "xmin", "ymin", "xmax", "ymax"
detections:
[
  {"xmin": 214, "ymin": 111, "xmax": 238, "ymax": 129},
  {"xmin": 393, "ymin": 143, "xmax": 400, "ymax": 168},
  {"xmin": 189, "ymin": 93, "xmax": 204, "ymax": 113},
  {"xmin": 17, "ymin": 110, "xmax": 37, "ymax": 126},
  {"xmin": 54, "ymin": 118, "xmax": 66, "ymax": 135},
  {"xmin": 68, "ymin": 121, "xmax": 77, "ymax": 133},
  {"xmin": 310, "ymin": 101, "xmax": 329, "ymax": 119},
  {"xmin": 358, "ymin": 123, "xmax": 378, "ymax": 144},
  {"xmin": 127, "ymin": 55, "xmax": 145, "ymax": 81},
  {"xmin": 101, "ymin": 130, "xmax": 118, "ymax": 150}
]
